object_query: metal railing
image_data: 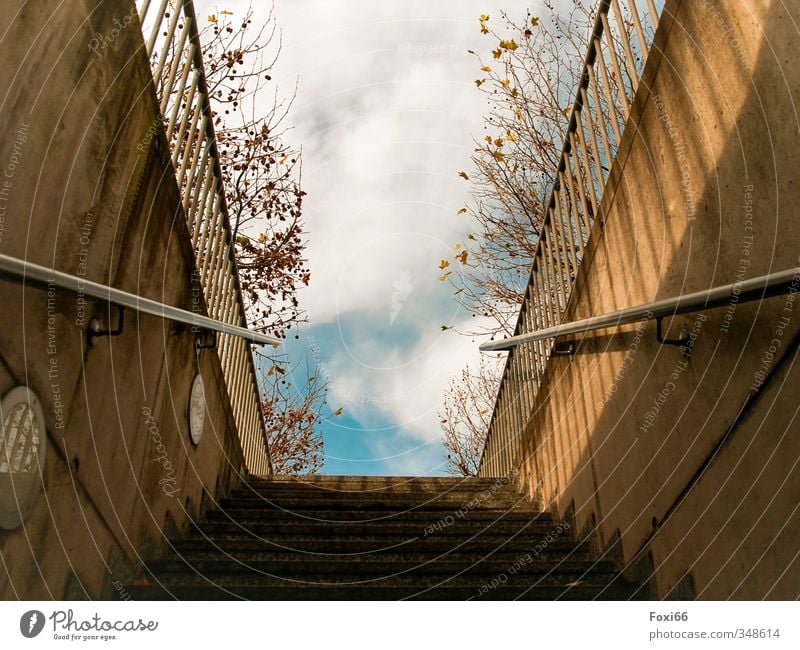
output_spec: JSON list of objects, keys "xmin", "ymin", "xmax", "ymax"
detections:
[
  {"xmin": 478, "ymin": 0, "xmax": 664, "ymax": 477},
  {"xmin": 480, "ymin": 268, "xmax": 800, "ymax": 351},
  {"xmin": 134, "ymin": 0, "xmax": 276, "ymax": 476},
  {"xmin": 0, "ymin": 254, "xmax": 280, "ymax": 347}
]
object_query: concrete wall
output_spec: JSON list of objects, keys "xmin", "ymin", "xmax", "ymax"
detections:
[
  {"xmin": 0, "ymin": 0, "xmax": 245, "ymax": 598},
  {"xmin": 514, "ymin": 0, "xmax": 800, "ymax": 598}
]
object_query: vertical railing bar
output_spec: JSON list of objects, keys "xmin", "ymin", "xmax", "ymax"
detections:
[
  {"xmin": 570, "ymin": 131, "xmax": 597, "ymax": 251},
  {"xmin": 159, "ymin": 15, "xmax": 192, "ymax": 114},
  {"xmin": 152, "ymin": 1, "xmax": 184, "ymax": 82},
  {"xmin": 138, "ymin": 0, "xmax": 153, "ymax": 24},
  {"xmin": 536, "ymin": 254, "xmax": 554, "ymax": 332},
  {"xmin": 574, "ymin": 110, "xmax": 602, "ymax": 219},
  {"xmin": 610, "ymin": 0, "xmax": 640, "ymax": 91},
  {"xmin": 185, "ymin": 137, "xmax": 211, "ymax": 216},
  {"xmin": 556, "ymin": 173, "xmax": 579, "ymax": 280},
  {"xmin": 563, "ymin": 148, "xmax": 588, "ymax": 256},
  {"xmin": 170, "ymin": 73, "xmax": 200, "ymax": 167},
  {"xmin": 600, "ymin": 11, "xmax": 631, "ymax": 119},
  {"xmin": 549, "ymin": 199, "xmax": 572, "ymax": 305},
  {"xmin": 177, "ymin": 111, "xmax": 206, "ymax": 192},
  {"xmin": 586, "ymin": 67, "xmax": 616, "ymax": 165},
  {"xmin": 542, "ymin": 233, "xmax": 562, "ymax": 321},
  {"xmin": 195, "ymin": 181, "xmax": 219, "ymax": 256},
  {"xmin": 594, "ymin": 39, "xmax": 624, "ymax": 144},
  {"xmin": 165, "ymin": 42, "xmax": 197, "ymax": 140},
  {"xmin": 145, "ymin": 0, "xmax": 171, "ymax": 58},
  {"xmin": 578, "ymin": 97, "xmax": 608, "ymax": 193},
  {"xmin": 646, "ymin": 0, "xmax": 660, "ymax": 32},
  {"xmin": 200, "ymin": 199, "xmax": 223, "ymax": 282},
  {"xmin": 210, "ymin": 245, "xmax": 233, "ymax": 318},
  {"xmin": 528, "ymin": 275, "xmax": 547, "ymax": 377},
  {"xmin": 628, "ymin": 0, "xmax": 650, "ymax": 58},
  {"xmin": 546, "ymin": 213, "xmax": 568, "ymax": 316}
]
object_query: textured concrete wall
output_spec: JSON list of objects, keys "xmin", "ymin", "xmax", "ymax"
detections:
[
  {"xmin": 0, "ymin": 0, "xmax": 245, "ymax": 598},
  {"xmin": 514, "ymin": 0, "xmax": 800, "ymax": 598}
]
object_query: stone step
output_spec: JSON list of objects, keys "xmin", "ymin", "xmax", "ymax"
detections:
[
  {"xmin": 117, "ymin": 582, "xmax": 643, "ymax": 601},
  {"xmin": 205, "ymin": 508, "xmax": 554, "ymax": 525},
  {"xmin": 146, "ymin": 557, "xmax": 619, "ymax": 581},
  {"xmin": 238, "ymin": 478, "xmax": 521, "ymax": 496},
  {"xmin": 187, "ymin": 518, "xmax": 567, "ymax": 541},
  {"xmin": 171, "ymin": 533, "xmax": 588, "ymax": 559},
  {"xmin": 219, "ymin": 495, "xmax": 539, "ymax": 512},
  {"xmin": 259, "ymin": 475, "xmax": 510, "ymax": 486},
  {"xmin": 168, "ymin": 540, "xmax": 592, "ymax": 562}
]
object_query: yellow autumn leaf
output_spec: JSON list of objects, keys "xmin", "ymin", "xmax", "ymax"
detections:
[
  {"xmin": 506, "ymin": 131, "xmax": 518, "ymax": 142},
  {"xmin": 267, "ymin": 365, "xmax": 275, "ymax": 376},
  {"xmin": 456, "ymin": 250, "xmax": 468, "ymax": 264},
  {"xmin": 438, "ymin": 259, "xmax": 450, "ymax": 270},
  {"xmin": 467, "ymin": 233, "xmax": 477, "ymax": 240},
  {"xmin": 458, "ymin": 171, "xmax": 469, "ymax": 180},
  {"xmin": 531, "ymin": 16, "xmax": 540, "ymax": 27},
  {"xmin": 510, "ymin": 87, "xmax": 519, "ymax": 98},
  {"xmin": 491, "ymin": 149, "xmax": 505, "ymax": 162},
  {"xmin": 454, "ymin": 243, "xmax": 461, "ymax": 250},
  {"xmin": 334, "ymin": 407, "xmax": 344, "ymax": 416},
  {"xmin": 491, "ymin": 48, "xmax": 502, "ymax": 59},
  {"xmin": 258, "ymin": 232, "xmax": 267, "ymax": 243},
  {"xmin": 456, "ymin": 207, "xmax": 467, "ymax": 215},
  {"xmin": 494, "ymin": 137, "xmax": 504, "ymax": 147},
  {"xmin": 500, "ymin": 78, "xmax": 510, "ymax": 87},
  {"xmin": 220, "ymin": 9, "xmax": 233, "ymax": 15},
  {"xmin": 479, "ymin": 408, "xmax": 489, "ymax": 415},
  {"xmin": 439, "ymin": 272, "xmax": 452, "ymax": 282},
  {"xmin": 479, "ymin": 14, "xmax": 490, "ymax": 22},
  {"xmin": 485, "ymin": 135, "xmax": 492, "ymax": 144},
  {"xmin": 207, "ymin": 14, "xmax": 217, "ymax": 23},
  {"xmin": 514, "ymin": 106, "xmax": 522, "ymax": 118},
  {"xmin": 480, "ymin": 65, "xmax": 492, "ymax": 73},
  {"xmin": 499, "ymin": 39, "xmax": 518, "ymax": 51}
]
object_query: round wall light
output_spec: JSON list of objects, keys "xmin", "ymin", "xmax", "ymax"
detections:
[
  {"xmin": 188, "ymin": 374, "xmax": 205, "ymax": 445},
  {"xmin": 0, "ymin": 386, "xmax": 47, "ymax": 530}
]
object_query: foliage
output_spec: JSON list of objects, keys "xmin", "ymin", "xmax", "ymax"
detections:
[
  {"xmin": 262, "ymin": 356, "xmax": 327, "ymax": 475},
  {"xmin": 443, "ymin": 2, "xmax": 594, "ymax": 339},
  {"xmin": 439, "ymin": 358, "xmax": 501, "ymax": 476},
  {"xmin": 195, "ymin": 5, "xmax": 308, "ymax": 341}
]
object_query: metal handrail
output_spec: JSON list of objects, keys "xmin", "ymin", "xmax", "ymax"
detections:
[
  {"xmin": 481, "ymin": 268, "xmax": 800, "ymax": 352},
  {"xmin": 0, "ymin": 253, "xmax": 281, "ymax": 347}
]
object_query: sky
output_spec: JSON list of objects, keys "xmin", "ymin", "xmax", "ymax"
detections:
[{"xmin": 199, "ymin": 0, "xmax": 548, "ymax": 475}]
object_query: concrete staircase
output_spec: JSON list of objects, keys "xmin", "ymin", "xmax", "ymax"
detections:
[{"xmin": 118, "ymin": 476, "xmax": 643, "ymax": 600}]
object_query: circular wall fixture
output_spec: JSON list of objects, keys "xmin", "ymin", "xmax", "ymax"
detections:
[
  {"xmin": 0, "ymin": 386, "xmax": 47, "ymax": 530},
  {"xmin": 188, "ymin": 374, "xmax": 205, "ymax": 445}
]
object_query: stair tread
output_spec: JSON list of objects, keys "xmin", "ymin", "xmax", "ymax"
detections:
[{"xmin": 117, "ymin": 583, "xmax": 644, "ymax": 601}]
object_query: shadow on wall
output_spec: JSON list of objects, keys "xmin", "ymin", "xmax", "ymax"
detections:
[{"xmin": 514, "ymin": 0, "xmax": 800, "ymax": 599}]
